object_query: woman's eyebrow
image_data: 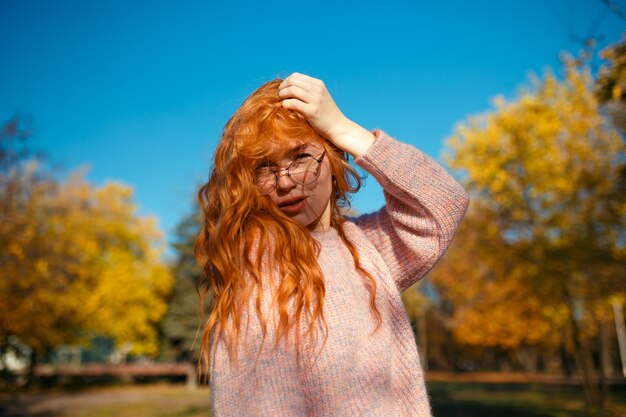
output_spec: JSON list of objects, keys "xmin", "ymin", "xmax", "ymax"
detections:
[
  {"xmin": 287, "ymin": 143, "xmax": 310, "ymax": 155},
  {"xmin": 264, "ymin": 143, "xmax": 321, "ymax": 164},
  {"xmin": 286, "ymin": 143, "xmax": 321, "ymax": 156}
]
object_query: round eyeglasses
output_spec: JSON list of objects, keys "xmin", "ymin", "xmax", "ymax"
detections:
[{"xmin": 255, "ymin": 150, "xmax": 327, "ymax": 195}]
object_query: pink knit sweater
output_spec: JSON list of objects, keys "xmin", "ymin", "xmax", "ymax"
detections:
[{"xmin": 209, "ymin": 129, "xmax": 469, "ymax": 416}]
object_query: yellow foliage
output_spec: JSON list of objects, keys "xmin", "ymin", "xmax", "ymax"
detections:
[
  {"xmin": 434, "ymin": 61, "xmax": 626, "ymax": 351},
  {"xmin": 0, "ymin": 166, "xmax": 174, "ymax": 355}
]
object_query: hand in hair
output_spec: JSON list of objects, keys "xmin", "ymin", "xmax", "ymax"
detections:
[{"xmin": 278, "ymin": 72, "xmax": 375, "ymax": 159}]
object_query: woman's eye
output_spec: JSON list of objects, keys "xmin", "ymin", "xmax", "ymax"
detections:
[
  {"xmin": 255, "ymin": 167, "xmax": 274, "ymax": 180},
  {"xmin": 294, "ymin": 153, "xmax": 312, "ymax": 160}
]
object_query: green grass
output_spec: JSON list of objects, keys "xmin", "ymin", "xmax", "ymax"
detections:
[
  {"xmin": 2, "ymin": 381, "xmax": 625, "ymax": 416},
  {"xmin": 0, "ymin": 383, "xmax": 213, "ymax": 417},
  {"xmin": 53, "ymin": 403, "xmax": 209, "ymax": 417},
  {"xmin": 429, "ymin": 381, "xmax": 626, "ymax": 417}
]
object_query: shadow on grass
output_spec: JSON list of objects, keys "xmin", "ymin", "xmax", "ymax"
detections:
[
  {"xmin": 428, "ymin": 381, "xmax": 626, "ymax": 417},
  {"xmin": 430, "ymin": 391, "xmax": 552, "ymax": 417},
  {"xmin": 0, "ymin": 394, "xmax": 57, "ymax": 417}
]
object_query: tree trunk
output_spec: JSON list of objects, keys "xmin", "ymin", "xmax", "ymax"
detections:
[
  {"xmin": 514, "ymin": 346, "xmax": 538, "ymax": 372},
  {"xmin": 568, "ymin": 314, "xmax": 603, "ymax": 408},
  {"xmin": 24, "ymin": 348, "xmax": 36, "ymax": 388},
  {"xmin": 560, "ymin": 340, "xmax": 573, "ymax": 376},
  {"xmin": 600, "ymin": 318, "xmax": 614, "ymax": 377},
  {"xmin": 0, "ymin": 337, "xmax": 7, "ymax": 376},
  {"xmin": 599, "ymin": 317, "xmax": 613, "ymax": 406}
]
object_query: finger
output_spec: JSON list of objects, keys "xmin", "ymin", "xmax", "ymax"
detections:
[
  {"xmin": 289, "ymin": 72, "xmax": 324, "ymax": 87},
  {"xmin": 280, "ymin": 72, "xmax": 322, "ymax": 91},
  {"xmin": 281, "ymin": 98, "xmax": 312, "ymax": 114},
  {"xmin": 280, "ymin": 81, "xmax": 326, "ymax": 106},
  {"xmin": 278, "ymin": 85, "xmax": 313, "ymax": 104},
  {"xmin": 279, "ymin": 76, "xmax": 312, "ymax": 93}
]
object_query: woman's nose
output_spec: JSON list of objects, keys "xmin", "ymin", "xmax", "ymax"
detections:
[{"xmin": 275, "ymin": 168, "xmax": 296, "ymax": 191}]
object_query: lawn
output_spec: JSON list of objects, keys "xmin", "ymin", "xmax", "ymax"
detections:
[
  {"xmin": 1, "ymin": 381, "xmax": 625, "ymax": 416},
  {"xmin": 0, "ymin": 384, "xmax": 211, "ymax": 417},
  {"xmin": 429, "ymin": 381, "xmax": 626, "ymax": 417}
]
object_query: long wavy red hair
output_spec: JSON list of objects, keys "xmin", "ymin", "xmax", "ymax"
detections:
[{"xmin": 195, "ymin": 78, "xmax": 382, "ymax": 379}]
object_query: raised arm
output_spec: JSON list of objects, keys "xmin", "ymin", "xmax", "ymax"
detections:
[
  {"xmin": 351, "ymin": 129, "xmax": 469, "ymax": 293},
  {"xmin": 278, "ymin": 72, "xmax": 469, "ymax": 292}
]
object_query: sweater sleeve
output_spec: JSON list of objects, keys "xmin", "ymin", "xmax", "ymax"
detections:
[{"xmin": 351, "ymin": 129, "xmax": 469, "ymax": 293}]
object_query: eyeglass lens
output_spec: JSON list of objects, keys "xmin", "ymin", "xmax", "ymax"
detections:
[{"xmin": 256, "ymin": 153, "xmax": 324, "ymax": 194}]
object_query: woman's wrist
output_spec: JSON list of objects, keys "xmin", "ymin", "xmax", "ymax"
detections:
[{"xmin": 327, "ymin": 119, "xmax": 376, "ymax": 159}]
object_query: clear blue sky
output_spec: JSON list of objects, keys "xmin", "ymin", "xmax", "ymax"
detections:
[{"xmin": 1, "ymin": 0, "xmax": 624, "ymax": 261}]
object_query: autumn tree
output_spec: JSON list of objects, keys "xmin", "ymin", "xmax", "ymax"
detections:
[
  {"xmin": 160, "ymin": 206, "xmax": 204, "ymax": 362},
  {"xmin": 433, "ymin": 59, "xmax": 626, "ymax": 407},
  {"xmin": 596, "ymin": 33, "xmax": 626, "ymax": 133},
  {"xmin": 429, "ymin": 208, "xmax": 560, "ymax": 371},
  {"xmin": 401, "ymin": 283, "xmax": 431, "ymax": 370},
  {"xmin": 0, "ymin": 117, "xmax": 174, "ymax": 381}
]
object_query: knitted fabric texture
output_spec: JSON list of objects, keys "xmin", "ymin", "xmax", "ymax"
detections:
[{"xmin": 209, "ymin": 129, "xmax": 469, "ymax": 416}]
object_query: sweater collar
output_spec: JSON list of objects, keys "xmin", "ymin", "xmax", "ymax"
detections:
[{"xmin": 310, "ymin": 226, "xmax": 342, "ymax": 248}]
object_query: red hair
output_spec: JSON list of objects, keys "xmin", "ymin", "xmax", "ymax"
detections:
[{"xmin": 195, "ymin": 78, "xmax": 382, "ymax": 379}]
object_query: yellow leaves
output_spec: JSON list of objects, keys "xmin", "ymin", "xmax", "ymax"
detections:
[
  {"xmin": 433, "ymin": 61, "xmax": 626, "ymax": 353},
  {"xmin": 446, "ymin": 63, "xmax": 624, "ymax": 222},
  {"xmin": 7, "ymin": 241, "xmax": 24, "ymax": 259},
  {"xmin": 33, "ymin": 259, "xmax": 49, "ymax": 275},
  {"xmin": 442, "ymin": 259, "xmax": 558, "ymax": 349},
  {"xmin": 612, "ymin": 83, "xmax": 622, "ymax": 100},
  {"xmin": 82, "ymin": 247, "xmax": 172, "ymax": 356},
  {"xmin": 0, "ymin": 166, "xmax": 174, "ymax": 356}
]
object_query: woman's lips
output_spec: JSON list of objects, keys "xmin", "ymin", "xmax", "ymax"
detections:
[{"xmin": 279, "ymin": 197, "xmax": 307, "ymax": 215}]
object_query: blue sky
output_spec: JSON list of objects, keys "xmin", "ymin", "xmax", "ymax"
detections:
[{"xmin": 1, "ymin": 0, "xmax": 624, "ymax": 261}]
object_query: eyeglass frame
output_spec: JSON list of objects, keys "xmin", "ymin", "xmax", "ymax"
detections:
[{"xmin": 254, "ymin": 149, "xmax": 327, "ymax": 195}]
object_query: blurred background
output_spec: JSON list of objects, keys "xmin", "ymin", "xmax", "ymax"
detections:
[{"xmin": 1, "ymin": 0, "xmax": 625, "ymax": 416}]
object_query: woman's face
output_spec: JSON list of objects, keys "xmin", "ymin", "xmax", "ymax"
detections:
[{"xmin": 257, "ymin": 141, "xmax": 333, "ymax": 231}]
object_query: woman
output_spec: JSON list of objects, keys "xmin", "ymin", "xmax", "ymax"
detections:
[{"xmin": 195, "ymin": 72, "xmax": 469, "ymax": 417}]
